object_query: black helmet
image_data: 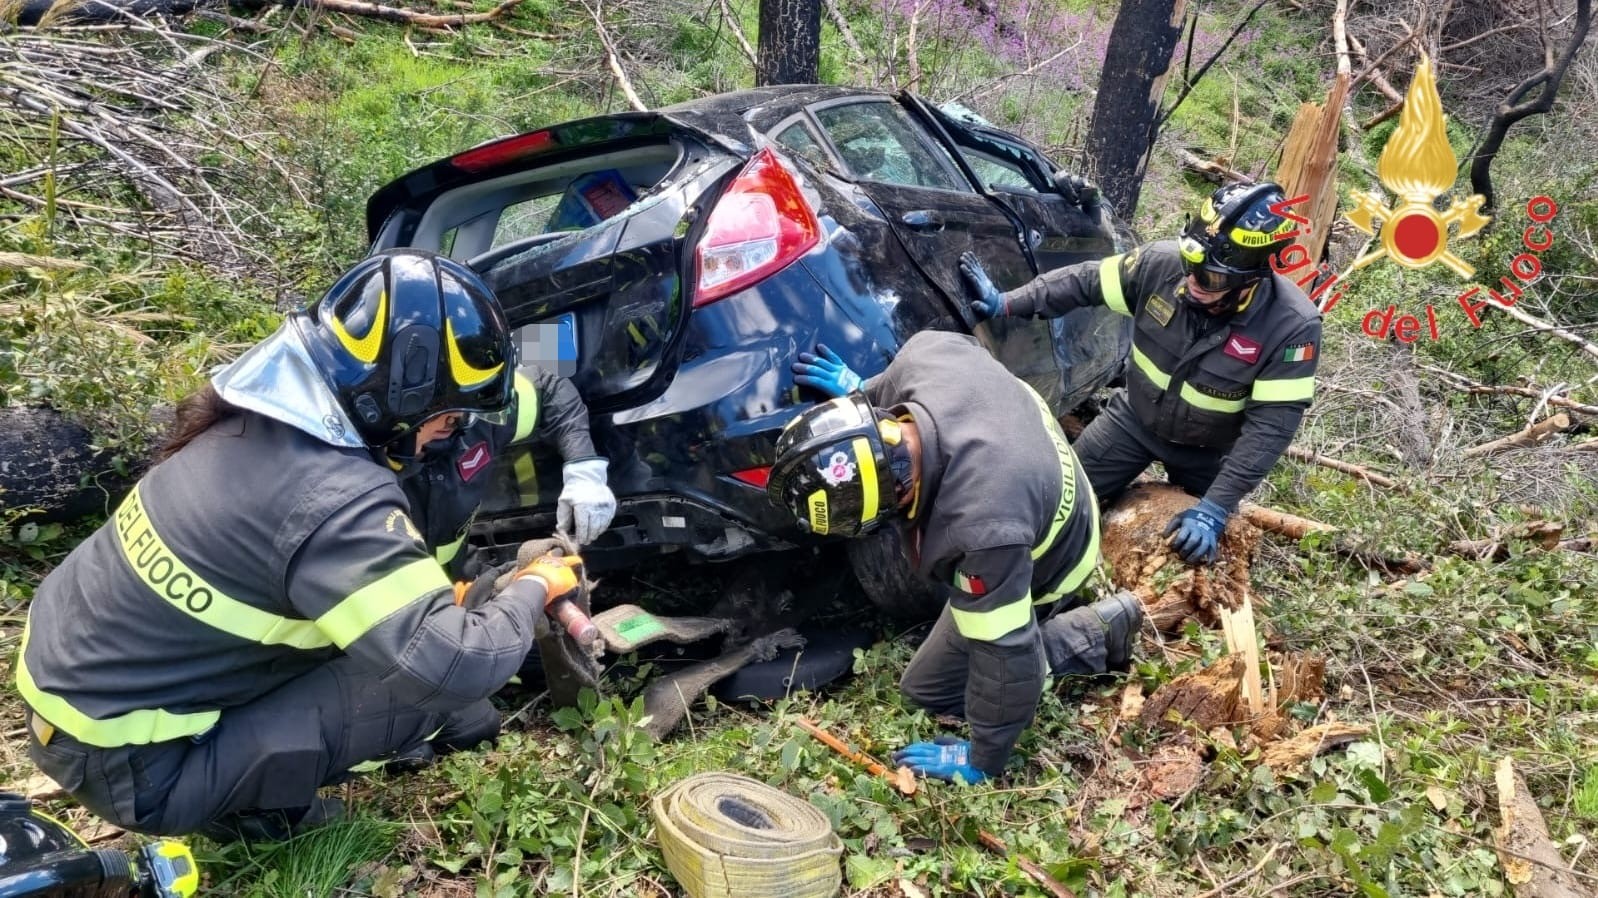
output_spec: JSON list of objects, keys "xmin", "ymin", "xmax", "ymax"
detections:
[
  {"xmin": 767, "ymin": 394, "xmax": 908, "ymax": 538},
  {"xmin": 1177, "ymin": 181, "xmax": 1295, "ymax": 294},
  {"xmin": 294, "ymin": 248, "xmax": 515, "ymax": 448}
]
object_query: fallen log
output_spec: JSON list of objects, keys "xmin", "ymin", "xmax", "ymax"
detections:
[
  {"xmin": 1494, "ymin": 757, "xmax": 1591, "ymax": 898},
  {"xmin": 1285, "ymin": 446, "xmax": 1405, "ymax": 491},
  {"xmin": 1138, "ymin": 654, "xmax": 1245, "ymax": 733},
  {"xmin": 1418, "ymin": 364, "xmax": 1598, "ymax": 418},
  {"xmin": 0, "ymin": 405, "xmax": 150, "ymax": 522},
  {"xmin": 1240, "ymin": 504, "xmax": 1428, "ymax": 574},
  {"xmin": 1462, "ymin": 414, "xmax": 1573, "ymax": 458},
  {"xmin": 1173, "ymin": 146, "xmax": 1252, "ymax": 185}
]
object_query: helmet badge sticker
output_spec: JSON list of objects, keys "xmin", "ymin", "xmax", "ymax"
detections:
[{"xmin": 819, "ymin": 450, "xmax": 857, "ymax": 487}]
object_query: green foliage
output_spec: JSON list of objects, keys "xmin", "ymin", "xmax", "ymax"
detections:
[{"xmin": 200, "ymin": 816, "xmax": 399, "ymax": 898}]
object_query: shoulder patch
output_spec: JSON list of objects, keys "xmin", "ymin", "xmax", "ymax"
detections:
[
  {"xmin": 385, "ymin": 509, "xmax": 423, "ymax": 544},
  {"xmin": 1145, "ymin": 294, "xmax": 1175, "ymax": 326},
  {"xmin": 953, "ymin": 570, "xmax": 988, "ymax": 596},
  {"xmin": 1222, "ymin": 332, "xmax": 1262, "ymax": 364},
  {"xmin": 457, "ymin": 441, "xmax": 492, "ymax": 482},
  {"xmin": 1283, "ymin": 342, "xmax": 1316, "ymax": 363}
]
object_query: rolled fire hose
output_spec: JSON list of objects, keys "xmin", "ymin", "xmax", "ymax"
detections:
[{"xmin": 652, "ymin": 773, "xmax": 842, "ymax": 898}]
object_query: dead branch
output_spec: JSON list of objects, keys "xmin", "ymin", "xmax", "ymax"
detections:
[
  {"xmin": 1156, "ymin": 0, "xmax": 1274, "ymax": 129},
  {"xmin": 1173, "ymin": 145, "xmax": 1252, "ymax": 184},
  {"xmin": 1461, "ymin": 413, "xmax": 1573, "ymax": 458},
  {"xmin": 904, "ymin": 0, "xmax": 925, "ymax": 91},
  {"xmin": 1286, "ymin": 446, "xmax": 1405, "ymax": 491},
  {"xmin": 821, "ymin": 0, "xmax": 863, "ymax": 56},
  {"xmin": 231, "ymin": 0, "xmax": 528, "ymax": 27},
  {"xmin": 1494, "ymin": 757, "xmax": 1591, "ymax": 898},
  {"xmin": 1362, "ymin": 97, "xmax": 1405, "ymax": 130},
  {"xmin": 714, "ymin": 0, "xmax": 758, "ymax": 70},
  {"xmin": 1419, "ymin": 364, "xmax": 1598, "ymax": 418},
  {"xmin": 1241, "ymin": 504, "xmax": 1429, "ymax": 574},
  {"xmin": 1482, "ymin": 302, "xmax": 1598, "ymax": 364},
  {"xmin": 582, "ymin": 0, "xmax": 646, "ymax": 112},
  {"xmin": 1467, "ymin": 0, "xmax": 1593, "ymax": 209},
  {"xmin": 951, "ymin": 41, "xmax": 1081, "ymax": 103},
  {"xmin": 1347, "ymin": 32, "xmax": 1405, "ymax": 105}
]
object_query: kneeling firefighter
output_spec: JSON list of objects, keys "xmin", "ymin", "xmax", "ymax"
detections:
[
  {"xmin": 15, "ymin": 249, "xmax": 597, "ymax": 842},
  {"xmin": 770, "ymin": 331, "xmax": 1144, "ymax": 783}
]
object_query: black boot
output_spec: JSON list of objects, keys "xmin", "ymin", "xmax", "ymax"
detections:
[
  {"xmin": 433, "ymin": 699, "xmax": 502, "ymax": 754},
  {"xmin": 1042, "ymin": 591, "xmax": 1144, "ymax": 677},
  {"xmin": 200, "ymin": 796, "xmax": 345, "ymax": 844}
]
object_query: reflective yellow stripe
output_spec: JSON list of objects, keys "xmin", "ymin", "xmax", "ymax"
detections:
[
  {"xmin": 853, "ymin": 437, "xmax": 878, "ymax": 524},
  {"xmin": 1019, "ymin": 385, "xmax": 1102, "ymax": 604},
  {"xmin": 1038, "ymin": 491, "xmax": 1101, "ymax": 604},
  {"xmin": 1180, "ymin": 384, "xmax": 1247, "ymax": 413},
  {"xmin": 1021, "ymin": 385, "xmax": 1076, "ymax": 561},
  {"xmin": 1099, "ymin": 255, "xmax": 1130, "ymax": 316},
  {"xmin": 950, "ymin": 595, "xmax": 1034, "ymax": 641},
  {"xmin": 1130, "ymin": 344, "xmax": 1171, "ymax": 390},
  {"xmin": 1252, "ymin": 376, "xmax": 1316, "ymax": 402},
  {"xmin": 15, "ymin": 625, "xmax": 218, "ymax": 747},
  {"xmin": 434, "ymin": 530, "xmax": 466, "ymax": 566},
  {"xmin": 316, "ymin": 558, "xmax": 452, "ymax": 649},
  {"xmin": 113, "ymin": 486, "xmax": 330, "ymax": 650},
  {"xmin": 445, "ymin": 320, "xmax": 505, "ymax": 388},
  {"xmin": 512, "ymin": 372, "xmax": 541, "ymax": 443},
  {"xmin": 513, "ymin": 451, "xmax": 539, "ymax": 505}
]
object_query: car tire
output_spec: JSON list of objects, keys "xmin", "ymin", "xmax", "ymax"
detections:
[{"xmin": 846, "ymin": 527, "xmax": 943, "ymax": 621}]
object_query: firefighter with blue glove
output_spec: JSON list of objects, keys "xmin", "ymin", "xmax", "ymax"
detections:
[
  {"xmin": 777, "ymin": 332, "xmax": 1143, "ymax": 784},
  {"xmin": 961, "ymin": 182, "xmax": 1322, "ymax": 564}
]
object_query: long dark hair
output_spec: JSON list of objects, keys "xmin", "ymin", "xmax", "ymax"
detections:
[{"xmin": 157, "ymin": 384, "xmax": 240, "ymax": 461}]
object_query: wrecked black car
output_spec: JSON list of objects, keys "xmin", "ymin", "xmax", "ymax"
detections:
[{"xmin": 365, "ymin": 85, "xmax": 1130, "ymax": 615}]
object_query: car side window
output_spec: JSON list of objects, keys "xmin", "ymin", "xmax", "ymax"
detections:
[
  {"xmin": 962, "ymin": 149, "xmax": 1037, "ymax": 192},
  {"xmin": 812, "ymin": 102, "xmax": 967, "ymax": 192},
  {"xmin": 772, "ymin": 122, "xmax": 833, "ymax": 173}
]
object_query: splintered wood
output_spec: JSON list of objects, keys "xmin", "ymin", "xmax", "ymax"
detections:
[
  {"xmin": 1101, "ymin": 484, "xmax": 1258, "ymax": 632},
  {"xmin": 1494, "ymin": 758, "xmax": 1589, "ymax": 898}
]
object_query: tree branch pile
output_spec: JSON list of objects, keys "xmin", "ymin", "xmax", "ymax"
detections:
[{"xmin": 0, "ymin": 24, "xmax": 309, "ymax": 270}]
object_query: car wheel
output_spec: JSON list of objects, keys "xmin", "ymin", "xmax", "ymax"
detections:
[{"xmin": 846, "ymin": 527, "xmax": 943, "ymax": 621}]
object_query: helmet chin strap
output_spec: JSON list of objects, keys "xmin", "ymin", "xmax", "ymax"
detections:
[
  {"xmin": 1184, "ymin": 280, "xmax": 1257, "ymax": 316},
  {"xmin": 382, "ymin": 430, "xmax": 460, "ymax": 478}
]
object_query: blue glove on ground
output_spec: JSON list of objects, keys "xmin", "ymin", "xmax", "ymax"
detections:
[
  {"xmin": 891, "ymin": 735, "xmax": 988, "ymax": 785},
  {"xmin": 1164, "ymin": 498, "xmax": 1229, "ymax": 565},
  {"xmin": 791, "ymin": 343, "xmax": 863, "ymax": 398},
  {"xmin": 958, "ymin": 252, "xmax": 1006, "ymax": 321}
]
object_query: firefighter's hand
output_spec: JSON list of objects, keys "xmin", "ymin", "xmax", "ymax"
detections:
[
  {"xmin": 515, "ymin": 554, "xmax": 583, "ymax": 604},
  {"xmin": 891, "ymin": 736, "xmax": 988, "ymax": 785},
  {"xmin": 792, "ymin": 343, "xmax": 863, "ymax": 398},
  {"xmin": 454, "ymin": 560, "xmax": 518, "ymax": 609},
  {"xmin": 959, "ymin": 252, "xmax": 1006, "ymax": 320},
  {"xmin": 1164, "ymin": 498, "xmax": 1228, "ymax": 565},
  {"xmin": 558, "ymin": 459, "xmax": 616, "ymax": 545}
]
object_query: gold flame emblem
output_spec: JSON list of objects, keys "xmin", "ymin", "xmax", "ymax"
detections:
[{"xmin": 1345, "ymin": 54, "xmax": 1490, "ymax": 277}]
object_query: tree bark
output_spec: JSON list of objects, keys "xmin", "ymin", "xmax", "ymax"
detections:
[
  {"xmin": 1082, "ymin": 0, "xmax": 1186, "ymax": 219},
  {"xmin": 756, "ymin": 0, "xmax": 821, "ymax": 86},
  {"xmin": 1467, "ymin": 0, "xmax": 1592, "ymax": 209},
  {"xmin": 1461, "ymin": 413, "xmax": 1572, "ymax": 458}
]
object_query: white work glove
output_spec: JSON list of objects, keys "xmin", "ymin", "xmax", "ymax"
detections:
[{"xmin": 557, "ymin": 458, "xmax": 616, "ymax": 545}]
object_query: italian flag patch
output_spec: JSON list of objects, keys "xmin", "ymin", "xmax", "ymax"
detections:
[
  {"xmin": 953, "ymin": 570, "xmax": 988, "ymax": 595},
  {"xmin": 1283, "ymin": 343, "xmax": 1316, "ymax": 363}
]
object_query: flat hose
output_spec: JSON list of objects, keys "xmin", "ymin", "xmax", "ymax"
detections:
[{"xmin": 652, "ymin": 773, "xmax": 842, "ymax": 898}]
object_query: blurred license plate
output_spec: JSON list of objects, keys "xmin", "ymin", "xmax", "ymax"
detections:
[{"xmin": 521, "ymin": 313, "xmax": 578, "ymax": 376}]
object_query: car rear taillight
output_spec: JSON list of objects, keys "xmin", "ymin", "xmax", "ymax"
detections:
[
  {"xmin": 729, "ymin": 466, "xmax": 772, "ymax": 489},
  {"xmin": 693, "ymin": 148, "xmax": 820, "ymax": 307}
]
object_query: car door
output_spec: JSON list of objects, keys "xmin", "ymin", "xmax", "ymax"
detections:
[
  {"xmin": 907, "ymin": 98, "xmax": 1134, "ymax": 412},
  {"xmin": 804, "ymin": 97, "xmax": 1063, "ymax": 404}
]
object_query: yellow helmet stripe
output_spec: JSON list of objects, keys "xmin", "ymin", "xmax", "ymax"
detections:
[
  {"xmin": 852, "ymin": 437, "xmax": 878, "ymax": 524},
  {"xmin": 329, "ymin": 289, "xmax": 387, "ymax": 364},
  {"xmin": 446, "ymin": 319, "xmax": 505, "ymax": 388}
]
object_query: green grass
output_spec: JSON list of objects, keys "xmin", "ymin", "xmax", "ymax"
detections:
[{"xmin": 200, "ymin": 815, "xmax": 399, "ymax": 898}]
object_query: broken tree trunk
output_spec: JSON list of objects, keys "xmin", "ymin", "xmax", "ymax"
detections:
[
  {"xmin": 1101, "ymin": 484, "xmax": 1258, "ymax": 633},
  {"xmin": 1462, "ymin": 414, "xmax": 1573, "ymax": 458},
  {"xmin": 1138, "ymin": 654, "xmax": 1245, "ymax": 732},
  {"xmin": 1493, "ymin": 757, "xmax": 1591, "ymax": 898},
  {"xmin": 1273, "ymin": 1, "xmax": 1347, "ymax": 264}
]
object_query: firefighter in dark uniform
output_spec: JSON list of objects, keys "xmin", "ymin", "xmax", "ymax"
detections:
[
  {"xmin": 961, "ymin": 182, "xmax": 1322, "ymax": 565},
  {"xmin": 771, "ymin": 331, "xmax": 1143, "ymax": 784},
  {"xmin": 16, "ymin": 250, "xmax": 603, "ymax": 842}
]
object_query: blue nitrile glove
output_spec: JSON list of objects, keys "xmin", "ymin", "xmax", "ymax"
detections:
[
  {"xmin": 1164, "ymin": 498, "xmax": 1229, "ymax": 565},
  {"xmin": 891, "ymin": 736, "xmax": 988, "ymax": 785},
  {"xmin": 959, "ymin": 252, "xmax": 1006, "ymax": 321},
  {"xmin": 791, "ymin": 343, "xmax": 863, "ymax": 398}
]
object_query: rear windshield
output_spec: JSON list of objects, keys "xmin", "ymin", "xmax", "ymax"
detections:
[{"xmin": 411, "ymin": 144, "xmax": 682, "ymax": 261}]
